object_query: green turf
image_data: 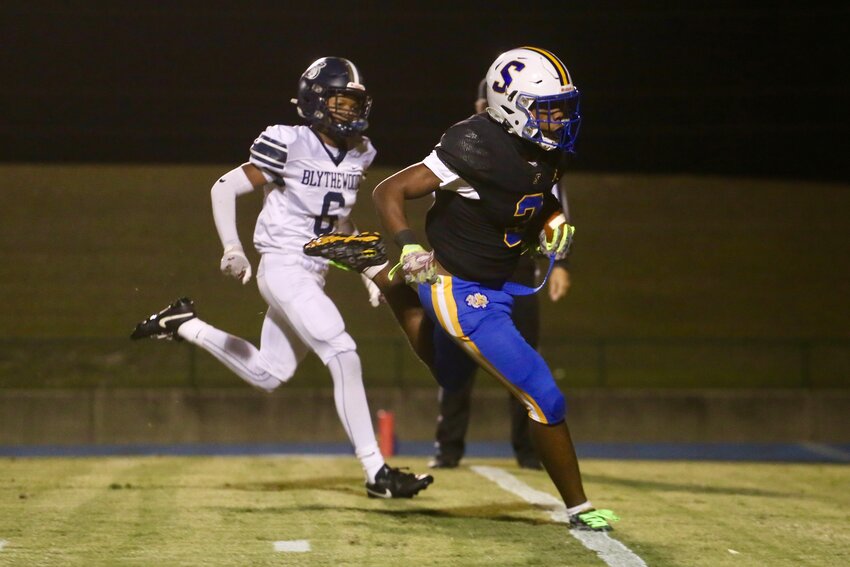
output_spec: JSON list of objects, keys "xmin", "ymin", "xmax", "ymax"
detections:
[
  {"xmin": 1, "ymin": 165, "xmax": 848, "ymax": 388},
  {"xmin": 0, "ymin": 456, "xmax": 847, "ymax": 566}
]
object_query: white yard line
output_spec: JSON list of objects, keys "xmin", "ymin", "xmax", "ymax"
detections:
[
  {"xmin": 273, "ymin": 540, "xmax": 311, "ymax": 553},
  {"xmin": 798, "ymin": 442, "xmax": 850, "ymax": 462},
  {"xmin": 472, "ymin": 466, "xmax": 647, "ymax": 567}
]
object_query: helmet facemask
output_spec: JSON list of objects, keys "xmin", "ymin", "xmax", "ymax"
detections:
[
  {"xmin": 517, "ymin": 89, "xmax": 581, "ymax": 152},
  {"xmin": 313, "ymin": 86, "xmax": 372, "ymax": 138}
]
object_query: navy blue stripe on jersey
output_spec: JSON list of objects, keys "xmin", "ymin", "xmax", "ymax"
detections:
[
  {"xmin": 249, "ymin": 135, "xmax": 288, "ymax": 175},
  {"xmin": 250, "ymin": 150, "xmax": 286, "ymax": 173}
]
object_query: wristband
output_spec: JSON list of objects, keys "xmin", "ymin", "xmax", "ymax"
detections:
[{"xmin": 393, "ymin": 229, "xmax": 417, "ymax": 248}]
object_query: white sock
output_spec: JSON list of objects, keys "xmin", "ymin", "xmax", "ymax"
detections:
[
  {"xmin": 566, "ymin": 501, "xmax": 594, "ymax": 516},
  {"xmin": 326, "ymin": 351, "xmax": 385, "ymax": 481},
  {"xmin": 362, "ymin": 261, "xmax": 388, "ymax": 281},
  {"xmin": 358, "ymin": 444, "xmax": 386, "ymax": 484},
  {"xmin": 177, "ymin": 318, "xmax": 282, "ymax": 392}
]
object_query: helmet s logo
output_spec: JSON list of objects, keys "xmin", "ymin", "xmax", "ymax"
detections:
[{"xmin": 491, "ymin": 61, "xmax": 525, "ymax": 94}]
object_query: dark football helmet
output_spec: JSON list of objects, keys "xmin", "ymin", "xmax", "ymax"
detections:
[{"xmin": 292, "ymin": 57, "xmax": 372, "ymax": 139}]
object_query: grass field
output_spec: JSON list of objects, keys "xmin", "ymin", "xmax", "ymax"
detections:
[{"xmin": 1, "ymin": 456, "xmax": 848, "ymax": 566}]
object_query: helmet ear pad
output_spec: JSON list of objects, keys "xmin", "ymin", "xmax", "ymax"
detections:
[{"xmin": 294, "ymin": 57, "xmax": 372, "ymax": 138}]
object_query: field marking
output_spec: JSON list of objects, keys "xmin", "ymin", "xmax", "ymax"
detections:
[
  {"xmin": 798, "ymin": 442, "xmax": 850, "ymax": 462},
  {"xmin": 273, "ymin": 540, "xmax": 311, "ymax": 553},
  {"xmin": 0, "ymin": 540, "xmax": 7, "ymax": 551},
  {"xmin": 472, "ymin": 466, "xmax": 647, "ymax": 567}
]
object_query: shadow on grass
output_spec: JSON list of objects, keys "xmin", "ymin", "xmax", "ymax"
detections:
[
  {"xmin": 216, "ymin": 476, "xmax": 554, "ymax": 526},
  {"xmin": 583, "ymin": 473, "xmax": 791, "ymax": 497},
  {"xmin": 222, "ymin": 477, "xmax": 356, "ymax": 492},
  {"xmin": 318, "ymin": 503, "xmax": 553, "ymax": 526},
  {"xmin": 218, "ymin": 501, "xmax": 554, "ymax": 527}
]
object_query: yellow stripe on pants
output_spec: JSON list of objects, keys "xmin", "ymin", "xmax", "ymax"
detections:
[{"xmin": 430, "ymin": 276, "xmax": 548, "ymax": 423}]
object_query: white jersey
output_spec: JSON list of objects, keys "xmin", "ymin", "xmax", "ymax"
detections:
[{"xmin": 248, "ymin": 124, "xmax": 376, "ymax": 256}]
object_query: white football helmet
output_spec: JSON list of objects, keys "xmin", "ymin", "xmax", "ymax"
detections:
[{"xmin": 485, "ymin": 46, "xmax": 581, "ymax": 152}]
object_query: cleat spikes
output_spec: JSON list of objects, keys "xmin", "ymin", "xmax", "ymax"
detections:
[{"xmin": 304, "ymin": 232, "xmax": 387, "ymax": 273}]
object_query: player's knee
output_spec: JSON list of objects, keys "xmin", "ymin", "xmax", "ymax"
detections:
[
  {"xmin": 323, "ymin": 345, "xmax": 360, "ymax": 369},
  {"xmin": 258, "ymin": 359, "xmax": 296, "ymax": 390},
  {"xmin": 530, "ymin": 385, "xmax": 566, "ymax": 424},
  {"xmin": 316, "ymin": 334, "xmax": 358, "ymax": 365},
  {"xmin": 271, "ymin": 367, "xmax": 295, "ymax": 385}
]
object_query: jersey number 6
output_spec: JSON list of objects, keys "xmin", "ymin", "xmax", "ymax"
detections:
[{"xmin": 314, "ymin": 191, "xmax": 345, "ymax": 236}]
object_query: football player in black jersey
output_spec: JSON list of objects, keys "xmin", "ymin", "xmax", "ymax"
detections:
[
  {"xmin": 426, "ymin": 78, "xmax": 573, "ymax": 471},
  {"xmin": 305, "ymin": 47, "xmax": 617, "ymax": 531}
]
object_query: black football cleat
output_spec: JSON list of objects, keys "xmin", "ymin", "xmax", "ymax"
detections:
[
  {"xmin": 130, "ymin": 297, "xmax": 197, "ymax": 341},
  {"xmin": 366, "ymin": 464, "xmax": 434, "ymax": 498},
  {"xmin": 303, "ymin": 232, "xmax": 387, "ymax": 273}
]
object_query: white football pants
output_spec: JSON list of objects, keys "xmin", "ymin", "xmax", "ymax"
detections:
[{"xmin": 177, "ymin": 253, "xmax": 384, "ymax": 479}]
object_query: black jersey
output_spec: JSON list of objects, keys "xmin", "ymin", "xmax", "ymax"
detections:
[{"xmin": 426, "ymin": 114, "xmax": 567, "ymax": 284}]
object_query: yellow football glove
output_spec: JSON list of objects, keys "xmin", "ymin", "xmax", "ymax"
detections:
[
  {"xmin": 538, "ymin": 213, "xmax": 576, "ymax": 259},
  {"xmin": 388, "ymin": 244, "xmax": 438, "ymax": 284}
]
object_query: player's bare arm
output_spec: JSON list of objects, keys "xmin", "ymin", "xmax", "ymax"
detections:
[
  {"xmin": 373, "ymin": 163, "xmax": 441, "ymax": 285},
  {"xmin": 548, "ymin": 265, "xmax": 571, "ymax": 301},
  {"xmin": 373, "ymin": 163, "xmax": 440, "ymax": 240}
]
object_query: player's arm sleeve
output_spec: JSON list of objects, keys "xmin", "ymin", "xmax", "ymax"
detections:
[
  {"xmin": 210, "ymin": 165, "xmax": 260, "ymax": 249},
  {"xmin": 421, "ymin": 149, "xmax": 482, "ymax": 200},
  {"xmin": 248, "ymin": 125, "xmax": 293, "ymax": 184},
  {"xmin": 422, "ymin": 151, "xmax": 460, "ymax": 186}
]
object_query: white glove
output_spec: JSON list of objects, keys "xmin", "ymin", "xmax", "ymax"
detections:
[
  {"xmin": 220, "ymin": 244, "xmax": 252, "ymax": 284},
  {"xmin": 361, "ymin": 274, "xmax": 382, "ymax": 307},
  {"xmin": 389, "ymin": 244, "xmax": 437, "ymax": 285}
]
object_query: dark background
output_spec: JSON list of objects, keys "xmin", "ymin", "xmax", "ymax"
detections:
[{"xmin": 2, "ymin": 1, "xmax": 848, "ymax": 181}]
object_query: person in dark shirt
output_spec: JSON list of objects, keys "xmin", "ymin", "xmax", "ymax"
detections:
[
  {"xmin": 305, "ymin": 46, "xmax": 617, "ymax": 531},
  {"xmin": 428, "ymin": 79, "xmax": 572, "ymax": 471}
]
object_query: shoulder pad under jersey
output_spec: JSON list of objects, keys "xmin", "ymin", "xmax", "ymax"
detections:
[{"xmin": 249, "ymin": 125, "xmax": 298, "ymax": 177}]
